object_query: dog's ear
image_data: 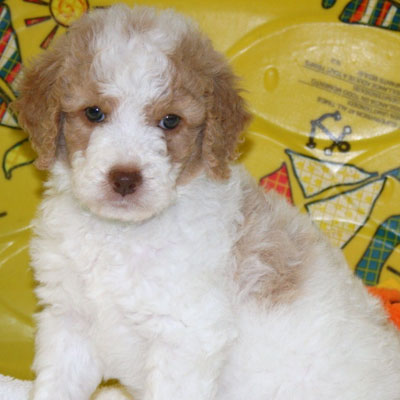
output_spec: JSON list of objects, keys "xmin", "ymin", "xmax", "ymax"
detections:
[
  {"xmin": 12, "ymin": 44, "xmax": 65, "ymax": 170},
  {"xmin": 202, "ymin": 59, "xmax": 251, "ymax": 180}
]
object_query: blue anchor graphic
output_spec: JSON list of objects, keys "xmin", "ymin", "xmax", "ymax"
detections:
[{"xmin": 306, "ymin": 111, "xmax": 352, "ymax": 155}]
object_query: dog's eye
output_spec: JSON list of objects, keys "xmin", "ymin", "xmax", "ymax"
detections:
[
  {"xmin": 158, "ymin": 114, "xmax": 181, "ymax": 130},
  {"xmin": 85, "ymin": 106, "xmax": 105, "ymax": 123}
]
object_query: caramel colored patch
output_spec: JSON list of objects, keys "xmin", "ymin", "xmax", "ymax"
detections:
[
  {"xmin": 145, "ymin": 87, "xmax": 206, "ymax": 183},
  {"xmin": 234, "ymin": 181, "xmax": 317, "ymax": 304},
  {"xmin": 146, "ymin": 22, "xmax": 252, "ymax": 184},
  {"xmin": 62, "ymin": 91, "xmax": 118, "ymax": 161},
  {"xmin": 13, "ymin": 5, "xmax": 132, "ymax": 169},
  {"xmin": 168, "ymin": 28, "xmax": 252, "ymax": 181},
  {"xmin": 12, "ymin": 41, "xmax": 67, "ymax": 170},
  {"xmin": 13, "ymin": 9, "xmax": 103, "ymax": 170}
]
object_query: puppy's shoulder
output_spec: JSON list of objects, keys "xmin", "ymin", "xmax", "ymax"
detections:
[{"xmin": 232, "ymin": 167, "xmax": 321, "ymax": 305}]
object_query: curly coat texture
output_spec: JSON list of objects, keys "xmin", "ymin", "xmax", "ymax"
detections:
[
  {"xmin": 13, "ymin": 5, "xmax": 400, "ymax": 400},
  {"xmin": 13, "ymin": 6, "xmax": 250, "ymax": 179}
]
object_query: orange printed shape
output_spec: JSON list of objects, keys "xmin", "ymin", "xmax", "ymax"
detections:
[{"xmin": 368, "ymin": 287, "xmax": 400, "ymax": 330}]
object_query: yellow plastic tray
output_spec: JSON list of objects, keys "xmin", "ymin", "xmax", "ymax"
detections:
[{"xmin": 1, "ymin": 0, "xmax": 400, "ymax": 379}]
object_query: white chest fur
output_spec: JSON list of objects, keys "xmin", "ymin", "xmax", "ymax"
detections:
[{"xmin": 30, "ymin": 167, "xmax": 244, "ymax": 387}]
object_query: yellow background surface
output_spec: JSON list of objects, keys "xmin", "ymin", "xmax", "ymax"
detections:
[{"xmin": 1, "ymin": 0, "xmax": 400, "ymax": 379}]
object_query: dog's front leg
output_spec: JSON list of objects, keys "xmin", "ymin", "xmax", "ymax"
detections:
[
  {"xmin": 140, "ymin": 318, "xmax": 235, "ymax": 400},
  {"xmin": 30, "ymin": 308, "xmax": 102, "ymax": 400},
  {"xmin": 143, "ymin": 341, "xmax": 224, "ymax": 400}
]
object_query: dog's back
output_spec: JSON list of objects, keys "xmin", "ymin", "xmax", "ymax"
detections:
[{"xmin": 221, "ymin": 185, "xmax": 400, "ymax": 399}]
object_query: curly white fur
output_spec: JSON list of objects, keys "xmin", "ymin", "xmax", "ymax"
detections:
[{"xmin": 15, "ymin": 4, "xmax": 400, "ymax": 400}]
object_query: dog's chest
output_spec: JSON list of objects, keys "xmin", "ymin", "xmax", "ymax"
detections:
[
  {"xmin": 70, "ymin": 212, "xmax": 229, "ymax": 310},
  {"xmin": 32, "ymin": 170, "xmax": 245, "ymax": 383},
  {"xmin": 65, "ymin": 200, "xmax": 236, "ymax": 380},
  {"xmin": 41, "ymin": 184, "xmax": 237, "ymax": 322}
]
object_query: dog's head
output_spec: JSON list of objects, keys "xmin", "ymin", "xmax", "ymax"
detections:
[{"xmin": 13, "ymin": 5, "xmax": 251, "ymax": 222}]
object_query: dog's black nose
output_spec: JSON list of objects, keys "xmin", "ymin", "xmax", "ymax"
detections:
[{"xmin": 109, "ymin": 169, "xmax": 143, "ymax": 197}]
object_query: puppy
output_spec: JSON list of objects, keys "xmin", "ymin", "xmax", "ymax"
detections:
[{"xmin": 14, "ymin": 4, "xmax": 400, "ymax": 400}]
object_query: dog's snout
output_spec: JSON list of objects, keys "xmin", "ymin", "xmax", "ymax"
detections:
[{"xmin": 109, "ymin": 168, "xmax": 143, "ymax": 197}]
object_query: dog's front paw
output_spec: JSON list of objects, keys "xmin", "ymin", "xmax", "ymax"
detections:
[{"xmin": 91, "ymin": 385, "xmax": 133, "ymax": 400}]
